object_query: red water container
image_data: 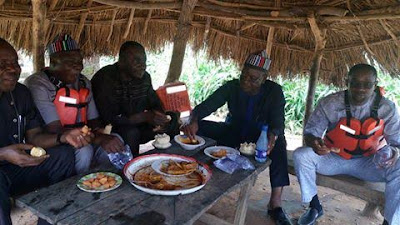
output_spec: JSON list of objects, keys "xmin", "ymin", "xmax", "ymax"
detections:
[{"xmin": 156, "ymin": 82, "xmax": 191, "ymax": 117}]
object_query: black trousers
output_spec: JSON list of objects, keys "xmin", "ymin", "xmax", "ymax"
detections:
[
  {"xmin": 198, "ymin": 120, "xmax": 290, "ymax": 188},
  {"xmin": 0, "ymin": 145, "xmax": 75, "ymax": 225}
]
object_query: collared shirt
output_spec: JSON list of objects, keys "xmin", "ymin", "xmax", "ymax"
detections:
[
  {"xmin": 0, "ymin": 83, "xmax": 43, "ymax": 147},
  {"xmin": 24, "ymin": 71, "xmax": 99, "ymax": 125},
  {"xmin": 193, "ymin": 79, "xmax": 286, "ymax": 142},
  {"xmin": 305, "ymin": 90, "xmax": 400, "ymax": 146},
  {"xmin": 91, "ymin": 63, "xmax": 163, "ymax": 125}
]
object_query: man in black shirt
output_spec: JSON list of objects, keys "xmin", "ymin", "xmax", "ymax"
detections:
[
  {"xmin": 91, "ymin": 41, "xmax": 178, "ymax": 155},
  {"xmin": 0, "ymin": 38, "xmax": 88, "ymax": 225},
  {"xmin": 182, "ymin": 50, "xmax": 292, "ymax": 225}
]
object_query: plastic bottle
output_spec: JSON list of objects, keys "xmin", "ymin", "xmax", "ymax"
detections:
[
  {"xmin": 108, "ymin": 144, "xmax": 133, "ymax": 170},
  {"xmin": 255, "ymin": 125, "xmax": 268, "ymax": 163}
]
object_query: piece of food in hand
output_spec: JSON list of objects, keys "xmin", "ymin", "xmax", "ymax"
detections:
[
  {"xmin": 211, "ymin": 149, "xmax": 227, "ymax": 158},
  {"xmin": 81, "ymin": 125, "xmax": 91, "ymax": 135},
  {"xmin": 166, "ymin": 115, "xmax": 172, "ymax": 121},
  {"xmin": 330, "ymin": 147, "xmax": 341, "ymax": 153},
  {"xmin": 30, "ymin": 147, "xmax": 46, "ymax": 157},
  {"xmin": 103, "ymin": 124, "xmax": 113, "ymax": 135}
]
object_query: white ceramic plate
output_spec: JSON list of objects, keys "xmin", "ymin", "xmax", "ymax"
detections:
[
  {"xmin": 77, "ymin": 172, "xmax": 122, "ymax": 193},
  {"xmin": 151, "ymin": 158, "xmax": 195, "ymax": 177},
  {"xmin": 123, "ymin": 154, "xmax": 212, "ymax": 196},
  {"xmin": 174, "ymin": 135, "xmax": 205, "ymax": 150},
  {"xmin": 204, "ymin": 146, "xmax": 240, "ymax": 159}
]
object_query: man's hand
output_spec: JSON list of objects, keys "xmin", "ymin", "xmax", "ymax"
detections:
[
  {"xmin": 97, "ymin": 134, "xmax": 125, "ymax": 153},
  {"xmin": 61, "ymin": 128, "xmax": 94, "ymax": 148},
  {"xmin": 311, "ymin": 138, "xmax": 340, "ymax": 155},
  {"xmin": 266, "ymin": 133, "xmax": 277, "ymax": 155},
  {"xmin": 0, "ymin": 144, "xmax": 49, "ymax": 167},
  {"xmin": 181, "ymin": 119, "xmax": 199, "ymax": 141},
  {"xmin": 146, "ymin": 111, "xmax": 169, "ymax": 126}
]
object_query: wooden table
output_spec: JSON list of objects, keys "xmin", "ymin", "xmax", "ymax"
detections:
[{"xmin": 16, "ymin": 137, "xmax": 271, "ymax": 225}]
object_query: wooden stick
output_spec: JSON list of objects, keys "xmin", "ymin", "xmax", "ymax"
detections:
[
  {"xmin": 239, "ymin": 22, "xmax": 256, "ymax": 31},
  {"xmin": 75, "ymin": 0, "xmax": 93, "ymax": 42},
  {"xmin": 203, "ymin": 17, "xmax": 211, "ymax": 42},
  {"xmin": 31, "ymin": 0, "xmax": 46, "ymax": 72},
  {"xmin": 356, "ymin": 25, "xmax": 375, "ymax": 56},
  {"xmin": 379, "ymin": 19, "xmax": 400, "ymax": 47},
  {"xmin": 165, "ymin": 0, "xmax": 198, "ymax": 84},
  {"xmin": 143, "ymin": 9, "xmax": 152, "ymax": 35},
  {"xmin": 123, "ymin": 8, "xmax": 135, "ymax": 39},
  {"xmin": 93, "ymin": 0, "xmax": 181, "ymax": 9},
  {"xmin": 107, "ymin": 9, "xmax": 118, "ymax": 41},
  {"xmin": 206, "ymin": 0, "xmax": 279, "ymax": 10},
  {"xmin": 304, "ymin": 13, "xmax": 326, "ymax": 126},
  {"xmin": 266, "ymin": 27, "xmax": 275, "ymax": 56},
  {"xmin": 265, "ymin": 0, "xmax": 281, "ymax": 56},
  {"xmin": 49, "ymin": 0, "xmax": 59, "ymax": 11}
]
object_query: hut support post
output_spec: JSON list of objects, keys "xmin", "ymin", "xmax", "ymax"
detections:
[
  {"xmin": 32, "ymin": 0, "xmax": 47, "ymax": 72},
  {"xmin": 304, "ymin": 13, "xmax": 326, "ymax": 126},
  {"xmin": 165, "ymin": 0, "xmax": 198, "ymax": 84},
  {"xmin": 265, "ymin": 0, "xmax": 280, "ymax": 56}
]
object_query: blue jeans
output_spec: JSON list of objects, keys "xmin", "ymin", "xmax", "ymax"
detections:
[{"xmin": 294, "ymin": 147, "xmax": 400, "ymax": 224}]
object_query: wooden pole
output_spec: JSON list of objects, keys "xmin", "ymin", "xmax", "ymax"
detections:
[
  {"xmin": 266, "ymin": 0, "xmax": 280, "ymax": 56},
  {"xmin": 75, "ymin": 0, "xmax": 93, "ymax": 42},
  {"xmin": 32, "ymin": 0, "xmax": 46, "ymax": 72},
  {"xmin": 304, "ymin": 13, "xmax": 326, "ymax": 126},
  {"xmin": 165, "ymin": 0, "xmax": 198, "ymax": 84}
]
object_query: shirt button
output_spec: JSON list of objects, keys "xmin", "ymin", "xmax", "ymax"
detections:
[
  {"xmin": 13, "ymin": 118, "xmax": 17, "ymax": 123},
  {"xmin": 13, "ymin": 134, "xmax": 18, "ymax": 139}
]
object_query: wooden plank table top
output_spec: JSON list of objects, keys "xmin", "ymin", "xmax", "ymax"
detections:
[{"xmin": 16, "ymin": 137, "xmax": 271, "ymax": 225}]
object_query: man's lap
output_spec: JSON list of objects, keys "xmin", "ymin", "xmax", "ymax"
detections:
[{"xmin": 295, "ymin": 147, "xmax": 386, "ymax": 182}]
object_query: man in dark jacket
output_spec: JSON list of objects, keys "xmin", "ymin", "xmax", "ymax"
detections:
[
  {"xmin": 91, "ymin": 41, "xmax": 178, "ymax": 156},
  {"xmin": 182, "ymin": 50, "xmax": 292, "ymax": 225}
]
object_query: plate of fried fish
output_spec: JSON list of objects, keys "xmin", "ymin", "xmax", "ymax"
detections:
[{"xmin": 124, "ymin": 154, "xmax": 211, "ymax": 195}]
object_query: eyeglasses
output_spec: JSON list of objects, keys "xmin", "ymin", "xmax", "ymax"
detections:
[
  {"xmin": 0, "ymin": 60, "xmax": 20, "ymax": 70},
  {"xmin": 349, "ymin": 81, "xmax": 376, "ymax": 89}
]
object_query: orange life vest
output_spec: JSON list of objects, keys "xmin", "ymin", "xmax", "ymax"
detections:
[
  {"xmin": 323, "ymin": 89, "xmax": 386, "ymax": 159},
  {"xmin": 47, "ymin": 72, "xmax": 90, "ymax": 128}
]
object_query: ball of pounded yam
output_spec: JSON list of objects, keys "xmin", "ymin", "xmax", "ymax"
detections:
[{"xmin": 30, "ymin": 147, "xmax": 46, "ymax": 157}]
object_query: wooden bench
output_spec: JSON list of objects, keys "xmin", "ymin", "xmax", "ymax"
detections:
[{"xmin": 286, "ymin": 150, "xmax": 385, "ymax": 218}]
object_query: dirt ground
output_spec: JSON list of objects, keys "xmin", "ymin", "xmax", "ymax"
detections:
[{"xmin": 11, "ymin": 135, "xmax": 384, "ymax": 225}]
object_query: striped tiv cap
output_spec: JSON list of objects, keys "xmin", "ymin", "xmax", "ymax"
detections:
[
  {"xmin": 245, "ymin": 50, "xmax": 271, "ymax": 71},
  {"xmin": 46, "ymin": 34, "xmax": 79, "ymax": 55}
]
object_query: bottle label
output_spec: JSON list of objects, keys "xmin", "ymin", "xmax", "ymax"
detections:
[{"xmin": 255, "ymin": 149, "xmax": 267, "ymax": 160}]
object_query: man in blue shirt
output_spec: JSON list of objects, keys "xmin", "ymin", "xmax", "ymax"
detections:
[{"xmin": 182, "ymin": 50, "xmax": 292, "ymax": 225}]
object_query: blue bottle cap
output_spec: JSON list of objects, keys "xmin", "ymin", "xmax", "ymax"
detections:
[{"xmin": 261, "ymin": 125, "xmax": 268, "ymax": 131}]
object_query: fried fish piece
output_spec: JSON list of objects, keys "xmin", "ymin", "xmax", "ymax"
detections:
[{"xmin": 211, "ymin": 149, "xmax": 227, "ymax": 158}]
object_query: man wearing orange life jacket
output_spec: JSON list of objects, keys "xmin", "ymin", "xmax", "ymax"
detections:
[
  {"xmin": 25, "ymin": 34, "xmax": 125, "ymax": 174},
  {"xmin": 294, "ymin": 64, "xmax": 400, "ymax": 225}
]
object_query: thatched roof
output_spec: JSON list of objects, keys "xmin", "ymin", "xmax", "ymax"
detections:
[{"xmin": 1, "ymin": 0, "xmax": 400, "ymax": 85}]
